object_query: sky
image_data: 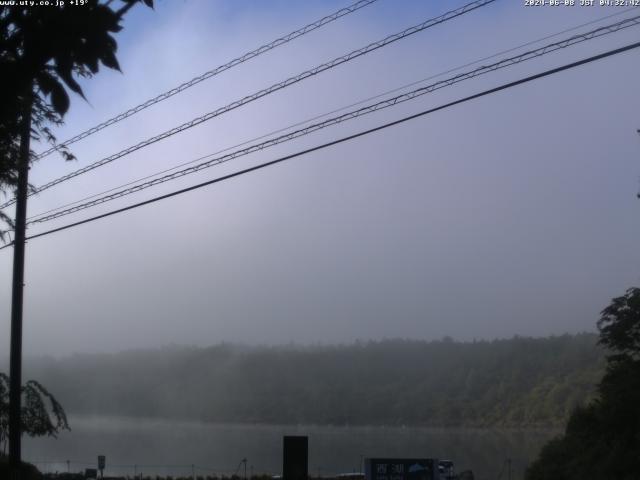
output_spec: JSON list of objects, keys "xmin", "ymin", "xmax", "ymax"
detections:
[{"xmin": 1, "ymin": 0, "xmax": 639, "ymax": 357}]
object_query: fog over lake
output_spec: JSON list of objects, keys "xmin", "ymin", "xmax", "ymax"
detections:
[{"xmin": 24, "ymin": 416, "xmax": 557, "ymax": 480}]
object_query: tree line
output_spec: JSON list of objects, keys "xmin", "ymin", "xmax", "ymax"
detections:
[{"xmin": 12, "ymin": 333, "xmax": 604, "ymax": 428}]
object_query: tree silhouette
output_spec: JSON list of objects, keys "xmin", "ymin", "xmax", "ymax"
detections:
[
  {"xmin": 0, "ymin": 0, "xmax": 153, "ymax": 238},
  {"xmin": 526, "ymin": 287, "xmax": 640, "ymax": 480},
  {"xmin": 597, "ymin": 287, "xmax": 640, "ymax": 362},
  {"xmin": 0, "ymin": 372, "xmax": 70, "ymax": 455},
  {"xmin": 0, "ymin": 2, "xmax": 154, "ymax": 474}
]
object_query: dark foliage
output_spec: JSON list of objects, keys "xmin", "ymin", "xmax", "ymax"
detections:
[
  {"xmin": 526, "ymin": 287, "xmax": 640, "ymax": 480},
  {"xmin": 0, "ymin": 0, "xmax": 153, "ymax": 239},
  {"xmin": 0, "ymin": 372, "xmax": 70, "ymax": 455},
  {"xmin": 0, "ymin": 453, "xmax": 42, "ymax": 480},
  {"xmin": 597, "ymin": 287, "xmax": 640, "ymax": 362}
]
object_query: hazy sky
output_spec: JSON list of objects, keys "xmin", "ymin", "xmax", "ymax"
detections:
[{"xmin": 1, "ymin": 0, "xmax": 639, "ymax": 356}]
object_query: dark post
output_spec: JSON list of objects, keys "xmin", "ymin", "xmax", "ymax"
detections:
[
  {"xmin": 283, "ymin": 436, "xmax": 308, "ymax": 480},
  {"xmin": 98, "ymin": 455, "xmax": 106, "ymax": 479},
  {"xmin": 9, "ymin": 88, "xmax": 32, "ymax": 479}
]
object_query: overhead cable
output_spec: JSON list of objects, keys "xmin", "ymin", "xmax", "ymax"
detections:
[
  {"xmin": 0, "ymin": 0, "xmax": 495, "ymax": 210},
  {"xmin": 27, "ymin": 7, "xmax": 638, "ymax": 221},
  {"xmin": 27, "ymin": 14, "xmax": 640, "ymax": 225},
  {"xmin": 1, "ymin": 39, "xmax": 636, "ymax": 250},
  {"xmin": 34, "ymin": 0, "xmax": 381, "ymax": 161}
]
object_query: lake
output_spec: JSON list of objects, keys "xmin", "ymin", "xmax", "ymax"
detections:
[{"xmin": 24, "ymin": 416, "xmax": 558, "ymax": 480}]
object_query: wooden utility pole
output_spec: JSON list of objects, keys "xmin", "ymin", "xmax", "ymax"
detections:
[{"xmin": 9, "ymin": 88, "xmax": 32, "ymax": 479}]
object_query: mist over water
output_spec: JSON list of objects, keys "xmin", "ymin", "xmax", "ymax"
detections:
[
  {"xmin": 12, "ymin": 337, "xmax": 594, "ymax": 480},
  {"xmin": 24, "ymin": 416, "xmax": 557, "ymax": 480}
]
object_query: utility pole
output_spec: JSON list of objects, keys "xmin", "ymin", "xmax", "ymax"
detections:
[{"xmin": 9, "ymin": 87, "xmax": 33, "ymax": 480}]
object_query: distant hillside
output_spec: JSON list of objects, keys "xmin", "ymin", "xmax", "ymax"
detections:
[{"xmin": 19, "ymin": 334, "xmax": 604, "ymax": 428}]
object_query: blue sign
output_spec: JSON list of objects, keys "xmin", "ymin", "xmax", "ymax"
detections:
[{"xmin": 364, "ymin": 458, "xmax": 438, "ymax": 480}]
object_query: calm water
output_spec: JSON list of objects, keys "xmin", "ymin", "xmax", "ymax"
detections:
[{"xmin": 24, "ymin": 416, "xmax": 558, "ymax": 480}]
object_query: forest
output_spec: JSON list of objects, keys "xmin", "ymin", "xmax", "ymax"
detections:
[{"xmin": 9, "ymin": 333, "xmax": 604, "ymax": 428}]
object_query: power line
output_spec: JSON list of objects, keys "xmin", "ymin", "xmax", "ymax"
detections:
[
  {"xmin": 1, "ymin": 39, "xmax": 637, "ymax": 250},
  {"xmin": 26, "ymin": 7, "xmax": 638, "ymax": 222},
  {"xmin": 33, "ymin": 0, "xmax": 381, "ymax": 161},
  {"xmin": 26, "ymin": 14, "xmax": 640, "ymax": 225},
  {"xmin": 0, "ymin": 0, "xmax": 495, "ymax": 210}
]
